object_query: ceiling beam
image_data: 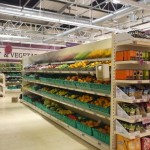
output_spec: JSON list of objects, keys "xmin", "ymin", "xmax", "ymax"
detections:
[
  {"xmin": 22, "ymin": 0, "xmax": 31, "ymax": 10},
  {"xmin": 32, "ymin": 0, "xmax": 41, "ymax": 9},
  {"xmin": 44, "ymin": 6, "xmax": 137, "ymax": 42},
  {"xmin": 0, "ymin": 3, "xmax": 123, "ymax": 32},
  {"xmin": 119, "ymin": 0, "xmax": 150, "ymax": 10},
  {"xmin": 58, "ymin": 3, "xmax": 72, "ymax": 14},
  {"xmin": 47, "ymin": 0, "xmax": 110, "ymax": 13}
]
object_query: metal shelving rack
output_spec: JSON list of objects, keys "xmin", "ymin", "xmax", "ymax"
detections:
[
  {"xmin": 0, "ymin": 61, "xmax": 22, "ymax": 92},
  {"xmin": 22, "ymin": 39, "xmax": 112, "ymax": 150},
  {"xmin": 21, "ymin": 33, "xmax": 150, "ymax": 150},
  {"xmin": 0, "ymin": 73, "xmax": 5, "ymax": 96},
  {"xmin": 112, "ymin": 33, "xmax": 150, "ymax": 149}
]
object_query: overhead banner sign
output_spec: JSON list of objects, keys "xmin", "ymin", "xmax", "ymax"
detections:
[{"xmin": 0, "ymin": 46, "xmax": 47, "ymax": 60}]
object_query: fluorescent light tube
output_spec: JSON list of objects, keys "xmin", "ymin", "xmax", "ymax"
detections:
[{"xmin": 0, "ymin": 34, "xmax": 30, "ymax": 39}]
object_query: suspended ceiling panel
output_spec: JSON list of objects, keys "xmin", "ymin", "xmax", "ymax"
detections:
[
  {"xmin": 65, "ymin": 6, "xmax": 106, "ymax": 19},
  {"xmin": 37, "ymin": 0, "xmax": 65, "ymax": 12}
]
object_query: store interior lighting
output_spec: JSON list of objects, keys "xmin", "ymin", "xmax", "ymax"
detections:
[
  {"xmin": 0, "ymin": 34, "xmax": 30, "ymax": 39},
  {"xmin": 0, "ymin": 6, "xmax": 124, "ymax": 33},
  {"xmin": 112, "ymin": 0, "xmax": 120, "ymax": 4}
]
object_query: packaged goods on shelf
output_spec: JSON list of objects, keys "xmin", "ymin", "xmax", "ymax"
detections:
[
  {"xmin": 116, "ymin": 70, "xmax": 150, "ymax": 80},
  {"xmin": 117, "ymin": 135, "xmax": 141, "ymax": 150},
  {"xmin": 116, "ymin": 50, "xmax": 150, "ymax": 61},
  {"xmin": 116, "ymin": 86, "xmax": 150, "ymax": 102},
  {"xmin": 141, "ymin": 137, "xmax": 150, "ymax": 150}
]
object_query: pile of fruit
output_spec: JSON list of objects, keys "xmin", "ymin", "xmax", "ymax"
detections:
[
  {"xmin": 69, "ymin": 61, "xmax": 89, "ymax": 69},
  {"xmin": 66, "ymin": 75, "xmax": 111, "ymax": 84},
  {"xmin": 81, "ymin": 120, "xmax": 100, "ymax": 128},
  {"xmin": 91, "ymin": 97, "xmax": 110, "ymax": 108},
  {"xmin": 77, "ymin": 94, "xmax": 93, "ymax": 103},
  {"xmin": 55, "ymin": 64, "xmax": 69, "ymax": 69},
  {"xmin": 43, "ymin": 98, "xmax": 109, "ymax": 130},
  {"xmin": 87, "ymin": 49, "xmax": 111, "ymax": 59},
  {"xmin": 97, "ymin": 124, "xmax": 110, "ymax": 134}
]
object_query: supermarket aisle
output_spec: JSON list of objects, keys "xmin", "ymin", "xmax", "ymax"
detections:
[{"xmin": 0, "ymin": 94, "xmax": 98, "ymax": 150}]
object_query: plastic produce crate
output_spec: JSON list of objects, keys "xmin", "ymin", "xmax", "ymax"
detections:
[
  {"xmin": 24, "ymin": 76, "xmax": 35, "ymax": 80},
  {"xmin": 90, "ymin": 83, "xmax": 111, "ymax": 94},
  {"xmin": 35, "ymin": 102, "xmax": 43, "ymax": 109},
  {"xmin": 54, "ymin": 79, "xmax": 64, "ymax": 86},
  {"xmin": 64, "ymin": 80, "xmax": 76, "ymax": 88},
  {"xmin": 63, "ymin": 97, "xmax": 76, "ymax": 105},
  {"xmin": 75, "ymin": 100, "xmax": 90, "ymax": 109},
  {"xmin": 39, "ymin": 77, "xmax": 47, "ymax": 82},
  {"xmin": 54, "ymin": 95, "xmax": 64, "ymax": 101},
  {"xmin": 46, "ymin": 108, "xmax": 54, "ymax": 115},
  {"xmin": 63, "ymin": 116, "xmax": 76, "ymax": 128},
  {"xmin": 92, "ymin": 128, "xmax": 110, "ymax": 145},
  {"xmin": 75, "ymin": 82, "xmax": 91, "ymax": 91},
  {"xmin": 47, "ymin": 78, "xmax": 56, "ymax": 84},
  {"xmin": 89, "ymin": 104, "xmax": 110, "ymax": 116},
  {"xmin": 76, "ymin": 121, "xmax": 93, "ymax": 136},
  {"xmin": 52, "ymin": 111, "xmax": 64, "ymax": 121}
]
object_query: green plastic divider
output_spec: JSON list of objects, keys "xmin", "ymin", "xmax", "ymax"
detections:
[
  {"xmin": 90, "ymin": 83, "xmax": 111, "ymax": 94},
  {"xmin": 92, "ymin": 128, "xmax": 110, "ymax": 145},
  {"xmin": 89, "ymin": 104, "xmax": 110, "ymax": 115},
  {"xmin": 76, "ymin": 121, "xmax": 93, "ymax": 136},
  {"xmin": 75, "ymin": 82, "xmax": 91, "ymax": 91},
  {"xmin": 75, "ymin": 100, "xmax": 90, "ymax": 109},
  {"xmin": 63, "ymin": 80, "xmax": 76, "ymax": 88},
  {"xmin": 63, "ymin": 116, "xmax": 76, "ymax": 128}
]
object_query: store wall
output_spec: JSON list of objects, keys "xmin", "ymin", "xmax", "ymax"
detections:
[{"xmin": 0, "ymin": 41, "xmax": 64, "ymax": 62}]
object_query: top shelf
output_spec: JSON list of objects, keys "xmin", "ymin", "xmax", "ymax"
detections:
[
  {"xmin": 51, "ymin": 57, "xmax": 111, "ymax": 65},
  {"xmin": 115, "ymin": 33, "xmax": 150, "ymax": 48}
]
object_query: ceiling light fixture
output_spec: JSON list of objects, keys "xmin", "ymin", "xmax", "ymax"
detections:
[
  {"xmin": 113, "ymin": 0, "xmax": 120, "ymax": 4},
  {"xmin": 0, "ymin": 34, "xmax": 30, "ymax": 39},
  {"xmin": 0, "ymin": 6, "xmax": 124, "ymax": 33}
]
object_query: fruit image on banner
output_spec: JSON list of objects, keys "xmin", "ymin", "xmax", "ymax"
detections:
[{"xmin": 5, "ymin": 44, "xmax": 12, "ymax": 54}]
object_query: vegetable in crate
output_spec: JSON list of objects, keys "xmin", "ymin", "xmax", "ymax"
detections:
[
  {"xmin": 97, "ymin": 124, "xmax": 110, "ymax": 134},
  {"xmin": 91, "ymin": 97, "xmax": 110, "ymax": 108},
  {"xmin": 81, "ymin": 120, "xmax": 100, "ymax": 128},
  {"xmin": 77, "ymin": 94, "xmax": 93, "ymax": 102}
]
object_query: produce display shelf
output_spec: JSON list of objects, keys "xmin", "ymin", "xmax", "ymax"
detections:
[
  {"xmin": 51, "ymin": 57, "xmax": 111, "ymax": 65},
  {"xmin": 23, "ymin": 88, "xmax": 110, "ymax": 121},
  {"xmin": 23, "ymin": 79, "xmax": 111, "ymax": 97},
  {"xmin": 1, "ymin": 71, "xmax": 22, "ymax": 72},
  {"xmin": 0, "ymin": 67, "xmax": 21, "ymax": 68},
  {"xmin": 22, "ymin": 100, "xmax": 109, "ymax": 150},
  {"xmin": 6, "ymin": 82, "xmax": 21, "ymax": 85},
  {"xmin": 116, "ymin": 61, "xmax": 150, "ymax": 65},
  {"xmin": 6, "ymin": 76, "xmax": 22, "ymax": 78},
  {"xmin": 0, "ymin": 61, "xmax": 21, "ymax": 64},
  {"xmin": 116, "ymin": 130, "xmax": 150, "ymax": 140},
  {"xmin": 23, "ymin": 70, "xmax": 95, "ymax": 75},
  {"xmin": 115, "ymin": 98, "xmax": 149, "ymax": 103},
  {"xmin": 115, "ymin": 80, "xmax": 150, "ymax": 84},
  {"xmin": 6, "ymin": 89, "xmax": 21, "ymax": 92}
]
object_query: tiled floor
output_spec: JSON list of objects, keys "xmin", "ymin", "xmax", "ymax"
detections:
[{"xmin": 0, "ymin": 94, "xmax": 98, "ymax": 150}]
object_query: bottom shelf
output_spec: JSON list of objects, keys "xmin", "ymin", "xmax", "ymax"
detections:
[
  {"xmin": 21, "ymin": 100, "xmax": 109, "ymax": 150},
  {"xmin": 6, "ymin": 89, "xmax": 21, "ymax": 92}
]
